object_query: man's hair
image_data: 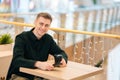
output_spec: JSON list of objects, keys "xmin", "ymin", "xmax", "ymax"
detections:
[{"xmin": 36, "ymin": 12, "xmax": 52, "ymax": 22}]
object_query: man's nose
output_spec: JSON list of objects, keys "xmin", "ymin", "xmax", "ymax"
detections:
[{"xmin": 41, "ymin": 25, "xmax": 46, "ymax": 29}]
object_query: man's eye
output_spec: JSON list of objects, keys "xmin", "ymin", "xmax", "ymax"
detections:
[
  {"xmin": 45, "ymin": 25, "xmax": 49, "ymax": 27},
  {"xmin": 39, "ymin": 23, "xmax": 43, "ymax": 26}
]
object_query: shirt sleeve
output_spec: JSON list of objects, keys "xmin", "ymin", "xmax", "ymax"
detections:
[
  {"xmin": 49, "ymin": 36, "xmax": 68, "ymax": 63},
  {"xmin": 12, "ymin": 35, "xmax": 36, "ymax": 69}
]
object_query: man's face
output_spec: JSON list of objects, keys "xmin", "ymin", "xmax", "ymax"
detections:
[{"xmin": 34, "ymin": 17, "xmax": 51, "ymax": 36}]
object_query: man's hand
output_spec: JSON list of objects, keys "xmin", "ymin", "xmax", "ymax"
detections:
[
  {"xmin": 35, "ymin": 61, "xmax": 54, "ymax": 71},
  {"xmin": 59, "ymin": 58, "xmax": 67, "ymax": 67}
]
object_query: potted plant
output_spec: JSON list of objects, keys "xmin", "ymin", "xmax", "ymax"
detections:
[{"xmin": 0, "ymin": 33, "xmax": 13, "ymax": 51}]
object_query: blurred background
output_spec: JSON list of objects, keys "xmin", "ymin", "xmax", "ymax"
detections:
[
  {"xmin": 0, "ymin": 0, "xmax": 120, "ymax": 80},
  {"xmin": 0, "ymin": 0, "xmax": 120, "ymax": 13}
]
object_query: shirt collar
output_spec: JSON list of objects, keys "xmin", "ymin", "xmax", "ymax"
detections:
[{"xmin": 29, "ymin": 28, "xmax": 38, "ymax": 41}]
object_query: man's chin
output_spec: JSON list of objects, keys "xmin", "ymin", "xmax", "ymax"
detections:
[{"xmin": 38, "ymin": 33, "xmax": 44, "ymax": 36}]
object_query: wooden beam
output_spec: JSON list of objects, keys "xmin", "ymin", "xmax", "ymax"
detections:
[{"xmin": 0, "ymin": 20, "xmax": 120, "ymax": 39}]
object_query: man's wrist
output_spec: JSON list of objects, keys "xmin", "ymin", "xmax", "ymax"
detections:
[{"xmin": 34, "ymin": 61, "xmax": 41, "ymax": 68}]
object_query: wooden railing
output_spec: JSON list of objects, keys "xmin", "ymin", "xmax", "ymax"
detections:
[{"xmin": 0, "ymin": 20, "xmax": 120, "ymax": 39}]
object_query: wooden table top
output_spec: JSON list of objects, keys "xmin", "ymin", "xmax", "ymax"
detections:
[
  {"xmin": 20, "ymin": 61, "xmax": 103, "ymax": 80},
  {"xmin": 0, "ymin": 51, "xmax": 12, "ymax": 58}
]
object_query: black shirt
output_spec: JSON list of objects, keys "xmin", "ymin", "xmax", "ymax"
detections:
[{"xmin": 6, "ymin": 28, "xmax": 68, "ymax": 80}]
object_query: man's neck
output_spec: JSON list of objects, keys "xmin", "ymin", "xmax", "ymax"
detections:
[{"xmin": 33, "ymin": 29, "xmax": 42, "ymax": 39}]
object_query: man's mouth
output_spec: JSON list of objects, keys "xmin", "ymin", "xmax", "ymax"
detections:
[{"xmin": 39, "ymin": 29, "xmax": 44, "ymax": 33}]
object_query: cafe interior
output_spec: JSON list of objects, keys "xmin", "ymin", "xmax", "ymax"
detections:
[{"xmin": 0, "ymin": 0, "xmax": 120, "ymax": 80}]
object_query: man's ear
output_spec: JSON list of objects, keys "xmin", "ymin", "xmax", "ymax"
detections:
[{"xmin": 34, "ymin": 19, "xmax": 37, "ymax": 24}]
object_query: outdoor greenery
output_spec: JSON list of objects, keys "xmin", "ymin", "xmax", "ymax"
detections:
[{"xmin": 0, "ymin": 33, "xmax": 13, "ymax": 44}]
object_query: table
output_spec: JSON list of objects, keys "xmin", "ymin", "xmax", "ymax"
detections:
[
  {"xmin": 20, "ymin": 61, "xmax": 103, "ymax": 80},
  {"xmin": 0, "ymin": 51, "xmax": 12, "ymax": 79}
]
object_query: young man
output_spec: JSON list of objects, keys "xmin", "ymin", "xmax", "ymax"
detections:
[{"xmin": 7, "ymin": 12, "xmax": 68, "ymax": 80}]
